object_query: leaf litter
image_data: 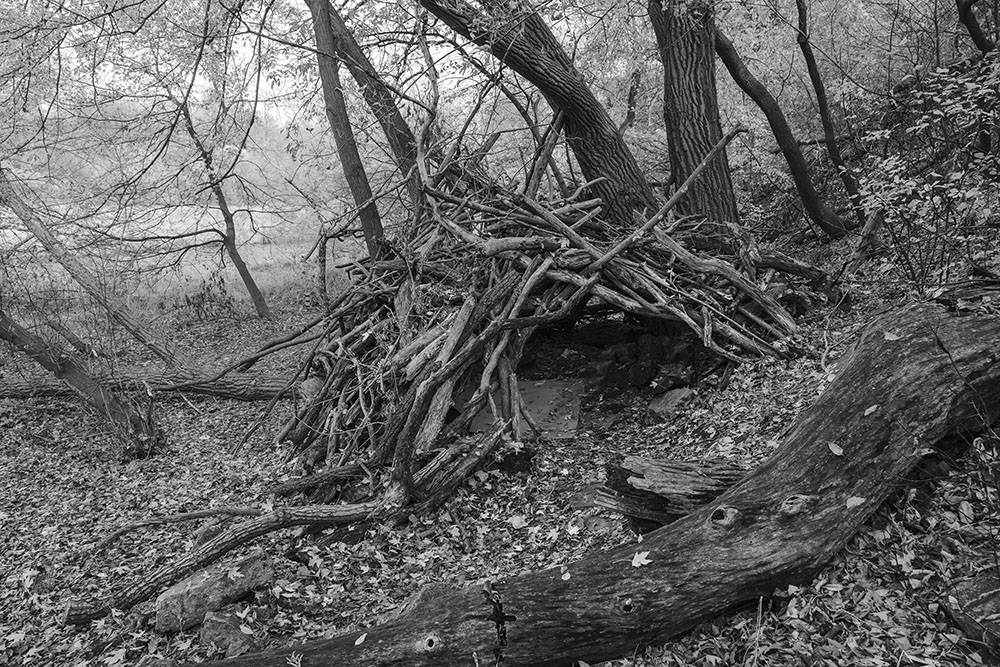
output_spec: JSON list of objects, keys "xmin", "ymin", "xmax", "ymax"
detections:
[{"xmin": 0, "ymin": 282, "xmax": 997, "ymax": 667}]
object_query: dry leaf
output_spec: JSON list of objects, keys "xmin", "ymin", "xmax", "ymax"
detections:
[{"xmin": 631, "ymin": 551, "xmax": 652, "ymax": 567}]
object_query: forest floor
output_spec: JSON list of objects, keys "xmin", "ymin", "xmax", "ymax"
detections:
[{"xmin": 1, "ymin": 243, "xmax": 998, "ymax": 667}]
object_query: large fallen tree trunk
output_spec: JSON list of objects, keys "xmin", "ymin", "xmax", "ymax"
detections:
[{"xmin": 202, "ymin": 291, "xmax": 1000, "ymax": 667}]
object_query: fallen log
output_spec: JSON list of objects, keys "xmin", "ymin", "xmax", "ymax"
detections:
[
  {"xmin": 0, "ymin": 370, "xmax": 292, "ymax": 402},
  {"xmin": 200, "ymin": 292, "xmax": 1000, "ymax": 667},
  {"xmin": 0, "ymin": 307, "xmax": 165, "ymax": 454},
  {"xmin": 597, "ymin": 457, "xmax": 746, "ymax": 526}
]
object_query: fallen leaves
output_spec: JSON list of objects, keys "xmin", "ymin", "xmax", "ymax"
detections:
[{"xmin": 631, "ymin": 551, "xmax": 652, "ymax": 568}]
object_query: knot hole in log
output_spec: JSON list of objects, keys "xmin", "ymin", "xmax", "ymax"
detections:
[
  {"xmin": 709, "ymin": 506, "xmax": 739, "ymax": 528},
  {"xmin": 779, "ymin": 494, "xmax": 816, "ymax": 518},
  {"xmin": 415, "ymin": 633, "xmax": 443, "ymax": 653}
]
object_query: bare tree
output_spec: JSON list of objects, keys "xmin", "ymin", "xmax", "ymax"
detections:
[
  {"xmin": 177, "ymin": 99, "xmax": 273, "ymax": 318},
  {"xmin": 714, "ymin": 29, "xmax": 853, "ymax": 238},
  {"xmin": 794, "ymin": 0, "xmax": 866, "ymax": 228},
  {"xmin": 0, "ymin": 168, "xmax": 184, "ymax": 367}
]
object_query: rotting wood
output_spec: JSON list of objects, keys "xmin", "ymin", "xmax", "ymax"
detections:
[
  {"xmin": 195, "ymin": 292, "xmax": 1000, "ymax": 667},
  {"xmin": 597, "ymin": 457, "xmax": 747, "ymax": 526}
]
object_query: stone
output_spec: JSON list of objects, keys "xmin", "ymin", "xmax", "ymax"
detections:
[
  {"xmin": 580, "ymin": 358, "xmax": 613, "ymax": 379},
  {"xmin": 627, "ymin": 360, "xmax": 659, "ymax": 387},
  {"xmin": 651, "ymin": 363, "xmax": 692, "ymax": 393},
  {"xmin": 647, "ymin": 388, "xmax": 695, "ymax": 421},
  {"xmin": 154, "ymin": 548, "xmax": 274, "ymax": 633},
  {"xmin": 942, "ymin": 573, "xmax": 1000, "ymax": 654},
  {"xmin": 200, "ymin": 610, "xmax": 260, "ymax": 658}
]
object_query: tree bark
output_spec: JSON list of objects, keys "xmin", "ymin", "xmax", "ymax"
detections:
[
  {"xmin": 0, "ymin": 369, "xmax": 292, "ymax": 401},
  {"xmin": 316, "ymin": 0, "xmax": 421, "ymax": 207},
  {"xmin": 419, "ymin": 0, "xmax": 658, "ymax": 227},
  {"xmin": 648, "ymin": 0, "xmax": 739, "ymax": 224},
  {"xmin": 0, "ymin": 168, "xmax": 184, "ymax": 367},
  {"xmin": 307, "ymin": 0, "xmax": 385, "ymax": 260},
  {"xmin": 794, "ymin": 0, "xmax": 865, "ymax": 227},
  {"xmin": 713, "ymin": 30, "xmax": 852, "ymax": 238},
  {"xmin": 598, "ymin": 457, "xmax": 746, "ymax": 526},
  {"xmin": 199, "ymin": 290, "xmax": 1000, "ymax": 667},
  {"xmin": 0, "ymin": 306, "xmax": 164, "ymax": 452},
  {"xmin": 956, "ymin": 0, "xmax": 997, "ymax": 54}
]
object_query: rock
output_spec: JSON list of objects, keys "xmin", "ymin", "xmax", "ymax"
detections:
[
  {"xmin": 200, "ymin": 610, "xmax": 260, "ymax": 658},
  {"xmin": 943, "ymin": 573, "xmax": 1000, "ymax": 654},
  {"xmin": 647, "ymin": 388, "xmax": 695, "ymax": 420},
  {"xmin": 627, "ymin": 360, "xmax": 658, "ymax": 387},
  {"xmin": 154, "ymin": 548, "xmax": 274, "ymax": 633},
  {"xmin": 604, "ymin": 360, "xmax": 659, "ymax": 389},
  {"xmin": 125, "ymin": 600, "xmax": 156, "ymax": 631},
  {"xmin": 580, "ymin": 358, "xmax": 613, "ymax": 379},
  {"xmin": 651, "ymin": 363, "xmax": 691, "ymax": 393}
]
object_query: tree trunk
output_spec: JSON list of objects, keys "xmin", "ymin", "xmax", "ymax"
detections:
[
  {"xmin": 956, "ymin": 0, "xmax": 997, "ymax": 54},
  {"xmin": 198, "ymin": 290, "xmax": 1000, "ymax": 667},
  {"xmin": 0, "ymin": 168, "xmax": 184, "ymax": 367},
  {"xmin": 0, "ymin": 369, "xmax": 292, "ymax": 401},
  {"xmin": 0, "ymin": 306, "xmax": 164, "ymax": 453},
  {"xmin": 308, "ymin": 0, "xmax": 385, "ymax": 260},
  {"xmin": 794, "ymin": 0, "xmax": 865, "ymax": 227},
  {"xmin": 713, "ymin": 30, "xmax": 852, "ymax": 238},
  {"xmin": 648, "ymin": 0, "xmax": 739, "ymax": 224},
  {"xmin": 315, "ymin": 0, "xmax": 421, "ymax": 209},
  {"xmin": 419, "ymin": 0, "xmax": 658, "ymax": 227},
  {"xmin": 618, "ymin": 69, "xmax": 641, "ymax": 134},
  {"xmin": 177, "ymin": 100, "xmax": 273, "ymax": 319}
]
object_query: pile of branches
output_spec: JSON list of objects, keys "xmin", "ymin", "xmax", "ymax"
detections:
[
  {"xmin": 64, "ymin": 129, "xmax": 813, "ymax": 625},
  {"xmin": 271, "ymin": 129, "xmax": 799, "ymax": 506}
]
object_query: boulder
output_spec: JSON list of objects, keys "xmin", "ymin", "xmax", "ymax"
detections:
[
  {"xmin": 154, "ymin": 548, "xmax": 274, "ymax": 633},
  {"xmin": 647, "ymin": 388, "xmax": 695, "ymax": 420}
]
